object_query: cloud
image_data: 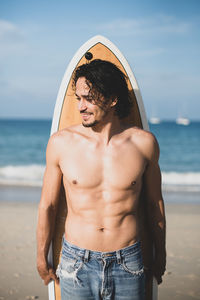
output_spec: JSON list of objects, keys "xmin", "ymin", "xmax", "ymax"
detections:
[
  {"xmin": 96, "ymin": 14, "xmax": 191, "ymax": 37},
  {"xmin": 0, "ymin": 19, "xmax": 24, "ymax": 41},
  {"xmin": 0, "ymin": 19, "xmax": 26, "ymax": 57}
]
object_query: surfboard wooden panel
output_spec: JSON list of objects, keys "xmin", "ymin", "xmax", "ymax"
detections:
[{"xmin": 48, "ymin": 35, "xmax": 157, "ymax": 300}]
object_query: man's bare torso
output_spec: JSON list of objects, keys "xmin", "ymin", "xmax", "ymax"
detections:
[{"xmin": 56, "ymin": 124, "xmax": 149, "ymax": 252}]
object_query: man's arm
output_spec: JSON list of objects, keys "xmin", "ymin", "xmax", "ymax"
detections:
[
  {"xmin": 36, "ymin": 134, "xmax": 62, "ymax": 285},
  {"xmin": 143, "ymin": 134, "xmax": 166, "ymax": 284}
]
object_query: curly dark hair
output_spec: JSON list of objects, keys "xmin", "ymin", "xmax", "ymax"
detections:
[{"xmin": 72, "ymin": 59, "xmax": 132, "ymax": 119}]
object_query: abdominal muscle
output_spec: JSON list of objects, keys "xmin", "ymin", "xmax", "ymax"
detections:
[{"xmin": 64, "ymin": 189, "xmax": 139, "ymax": 252}]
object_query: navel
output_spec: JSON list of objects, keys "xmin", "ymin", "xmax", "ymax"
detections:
[
  {"xmin": 131, "ymin": 181, "xmax": 136, "ymax": 186},
  {"xmin": 99, "ymin": 227, "xmax": 105, "ymax": 232}
]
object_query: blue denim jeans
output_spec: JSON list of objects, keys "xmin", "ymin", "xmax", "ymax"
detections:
[{"xmin": 56, "ymin": 237, "xmax": 145, "ymax": 300}]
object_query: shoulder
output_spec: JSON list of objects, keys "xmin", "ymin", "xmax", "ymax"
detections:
[
  {"xmin": 48, "ymin": 124, "xmax": 82, "ymax": 145},
  {"xmin": 45, "ymin": 126, "xmax": 79, "ymax": 163},
  {"xmin": 130, "ymin": 127, "xmax": 160, "ymax": 161},
  {"xmin": 129, "ymin": 126, "xmax": 155, "ymax": 143},
  {"xmin": 47, "ymin": 124, "xmax": 87, "ymax": 152}
]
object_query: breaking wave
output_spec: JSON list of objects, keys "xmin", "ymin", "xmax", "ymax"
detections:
[
  {"xmin": 0, "ymin": 165, "xmax": 200, "ymax": 192},
  {"xmin": 0, "ymin": 165, "xmax": 45, "ymax": 187}
]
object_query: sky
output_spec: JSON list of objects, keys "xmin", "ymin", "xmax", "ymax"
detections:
[{"xmin": 0, "ymin": 0, "xmax": 200, "ymax": 120}]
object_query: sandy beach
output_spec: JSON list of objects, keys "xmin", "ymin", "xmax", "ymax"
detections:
[{"xmin": 0, "ymin": 186, "xmax": 200, "ymax": 300}]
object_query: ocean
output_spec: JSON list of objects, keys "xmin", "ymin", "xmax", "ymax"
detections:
[{"xmin": 0, "ymin": 119, "xmax": 200, "ymax": 198}]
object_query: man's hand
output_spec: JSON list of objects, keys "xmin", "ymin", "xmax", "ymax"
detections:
[{"xmin": 37, "ymin": 261, "xmax": 59, "ymax": 285}]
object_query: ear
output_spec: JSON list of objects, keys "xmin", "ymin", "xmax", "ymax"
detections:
[{"xmin": 110, "ymin": 97, "xmax": 118, "ymax": 107}]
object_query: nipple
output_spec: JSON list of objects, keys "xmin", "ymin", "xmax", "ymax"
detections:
[{"xmin": 72, "ymin": 180, "xmax": 77, "ymax": 184}]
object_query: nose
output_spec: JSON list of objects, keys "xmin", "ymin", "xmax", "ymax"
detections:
[{"xmin": 78, "ymin": 98, "xmax": 87, "ymax": 111}]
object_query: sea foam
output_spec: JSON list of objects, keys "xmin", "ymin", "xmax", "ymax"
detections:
[
  {"xmin": 0, "ymin": 165, "xmax": 45, "ymax": 187},
  {"xmin": 162, "ymin": 172, "xmax": 200, "ymax": 192},
  {"xmin": 0, "ymin": 165, "xmax": 200, "ymax": 192}
]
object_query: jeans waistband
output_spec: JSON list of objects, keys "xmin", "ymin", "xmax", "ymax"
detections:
[{"xmin": 62, "ymin": 236, "xmax": 141, "ymax": 262}]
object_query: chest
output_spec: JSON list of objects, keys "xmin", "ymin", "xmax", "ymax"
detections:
[{"xmin": 60, "ymin": 141, "xmax": 146, "ymax": 189}]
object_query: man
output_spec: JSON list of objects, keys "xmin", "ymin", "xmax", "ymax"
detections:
[{"xmin": 37, "ymin": 59, "xmax": 166, "ymax": 299}]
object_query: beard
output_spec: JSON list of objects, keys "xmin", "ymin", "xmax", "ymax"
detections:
[
  {"xmin": 81, "ymin": 104, "xmax": 111, "ymax": 128},
  {"xmin": 82, "ymin": 119, "xmax": 99, "ymax": 127}
]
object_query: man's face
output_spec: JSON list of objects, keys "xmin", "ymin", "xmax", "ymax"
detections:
[{"xmin": 75, "ymin": 77, "xmax": 111, "ymax": 128}]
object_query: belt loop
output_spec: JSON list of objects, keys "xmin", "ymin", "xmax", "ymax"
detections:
[
  {"xmin": 84, "ymin": 249, "xmax": 89, "ymax": 263},
  {"xmin": 116, "ymin": 250, "xmax": 121, "ymax": 264}
]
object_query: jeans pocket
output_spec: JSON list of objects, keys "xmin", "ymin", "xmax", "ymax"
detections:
[
  {"xmin": 56, "ymin": 255, "xmax": 84, "ymax": 286},
  {"xmin": 121, "ymin": 254, "xmax": 144, "ymax": 276}
]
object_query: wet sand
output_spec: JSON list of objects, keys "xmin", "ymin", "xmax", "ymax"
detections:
[{"xmin": 0, "ymin": 186, "xmax": 200, "ymax": 300}]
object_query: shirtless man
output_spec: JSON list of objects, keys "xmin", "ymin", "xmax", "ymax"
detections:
[{"xmin": 37, "ymin": 59, "xmax": 166, "ymax": 300}]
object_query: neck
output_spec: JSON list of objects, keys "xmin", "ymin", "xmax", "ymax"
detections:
[{"xmin": 88, "ymin": 112, "xmax": 123, "ymax": 145}]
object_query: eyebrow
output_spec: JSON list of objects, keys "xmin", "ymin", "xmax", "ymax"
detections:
[{"xmin": 75, "ymin": 93, "xmax": 91, "ymax": 99}]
